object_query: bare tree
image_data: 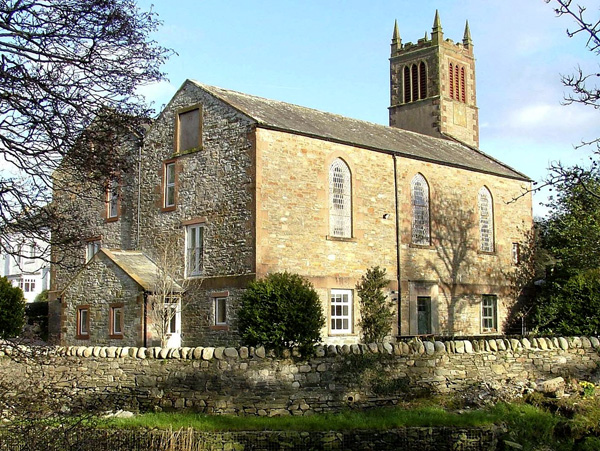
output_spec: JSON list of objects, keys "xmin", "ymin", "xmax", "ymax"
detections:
[
  {"xmin": 146, "ymin": 234, "xmax": 192, "ymax": 348},
  {"xmin": 541, "ymin": 1, "xmax": 600, "ymax": 198},
  {"xmin": 0, "ymin": 0, "xmax": 172, "ymax": 259}
]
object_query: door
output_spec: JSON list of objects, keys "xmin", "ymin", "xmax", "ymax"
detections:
[{"xmin": 417, "ymin": 296, "xmax": 431, "ymax": 335}]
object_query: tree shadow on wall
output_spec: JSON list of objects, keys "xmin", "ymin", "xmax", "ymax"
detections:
[{"xmin": 426, "ymin": 193, "xmax": 510, "ymax": 335}]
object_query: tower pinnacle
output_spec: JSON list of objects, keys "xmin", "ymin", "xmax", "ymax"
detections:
[
  {"xmin": 431, "ymin": 10, "xmax": 443, "ymax": 44},
  {"xmin": 391, "ymin": 20, "xmax": 402, "ymax": 55},
  {"xmin": 463, "ymin": 20, "xmax": 473, "ymax": 49}
]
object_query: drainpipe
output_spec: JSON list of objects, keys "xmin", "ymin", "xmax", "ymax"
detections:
[
  {"xmin": 143, "ymin": 292, "xmax": 148, "ymax": 348},
  {"xmin": 136, "ymin": 142, "xmax": 142, "ymax": 250},
  {"xmin": 393, "ymin": 155, "xmax": 402, "ymax": 336}
]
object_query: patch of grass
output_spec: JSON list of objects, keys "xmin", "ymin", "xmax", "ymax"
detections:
[{"xmin": 104, "ymin": 405, "xmax": 504, "ymax": 432}]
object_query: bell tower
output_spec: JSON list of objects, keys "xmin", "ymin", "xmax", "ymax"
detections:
[{"xmin": 389, "ymin": 11, "xmax": 479, "ymax": 148}]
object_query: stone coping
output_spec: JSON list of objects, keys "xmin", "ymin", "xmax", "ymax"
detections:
[{"xmin": 0, "ymin": 336, "xmax": 598, "ymax": 361}]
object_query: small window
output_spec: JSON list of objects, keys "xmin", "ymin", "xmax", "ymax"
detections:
[
  {"xmin": 186, "ymin": 224, "xmax": 204, "ymax": 277},
  {"xmin": 77, "ymin": 306, "xmax": 90, "ymax": 339},
  {"xmin": 330, "ymin": 289, "xmax": 352, "ymax": 334},
  {"xmin": 165, "ymin": 296, "xmax": 180, "ymax": 335},
  {"xmin": 19, "ymin": 278, "xmax": 35, "ymax": 293},
  {"xmin": 106, "ymin": 179, "xmax": 119, "ymax": 220},
  {"xmin": 419, "ymin": 62, "xmax": 427, "ymax": 100},
  {"xmin": 481, "ymin": 295, "xmax": 498, "ymax": 333},
  {"xmin": 478, "ymin": 187, "xmax": 494, "ymax": 252},
  {"xmin": 177, "ymin": 107, "xmax": 201, "ymax": 153},
  {"xmin": 109, "ymin": 304, "xmax": 124, "ymax": 337},
  {"xmin": 329, "ymin": 158, "xmax": 352, "ymax": 238},
  {"xmin": 214, "ymin": 297, "xmax": 227, "ymax": 326},
  {"xmin": 512, "ymin": 243, "xmax": 520, "ymax": 265},
  {"xmin": 411, "ymin": 64, "xmax": 419, "ymax": 102},
  {"xmin": 417, "ymin": 296, "xmax": 432, "ymax": 335},
  {"xmin": 163, "ymin": 161, "xmax": 176, "ymax": 209},
  {"xmin": 449, "ymin": 63, "xmax": 454, "ymax": 99},
  {"xmin": 85, "ymin": 239, "xmax": 101, "ymax": 263}
]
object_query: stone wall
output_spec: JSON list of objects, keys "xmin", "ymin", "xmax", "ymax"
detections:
[{"xmin": 1, "ymin": 336, "xmax": 598, "ymax": 417}]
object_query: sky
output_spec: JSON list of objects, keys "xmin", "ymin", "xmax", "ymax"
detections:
[{"xmin": 136, "ymin": 0, "xmax": 599, "ymax": 218}]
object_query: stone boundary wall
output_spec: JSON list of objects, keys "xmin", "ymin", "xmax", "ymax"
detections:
[{"xmin": 1, "ymin": 337, "xmax": 599, "ymax": 416}]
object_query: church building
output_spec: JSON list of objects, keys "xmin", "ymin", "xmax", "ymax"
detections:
[{"xmin": 50, "ymin": 12, "xmax": 532, "ymax": 348}]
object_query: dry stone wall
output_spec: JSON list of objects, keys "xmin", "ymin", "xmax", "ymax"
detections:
[{"xmin": 1, "ymin": 337, "xmax": 598, "ymax": 416}]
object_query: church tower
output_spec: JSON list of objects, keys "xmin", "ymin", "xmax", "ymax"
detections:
[{"xmin": 389, "ymin": 11, "xmax": 479, "ymax": 148}]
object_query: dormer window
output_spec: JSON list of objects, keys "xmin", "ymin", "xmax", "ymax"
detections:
[{"xmin": 176, "ymin": 106, "xmax": 202, "ymax": 153}]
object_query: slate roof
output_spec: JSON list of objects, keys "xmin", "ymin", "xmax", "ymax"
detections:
[
  {"xmin": 191, "ymin": 81, "xmax": 529, "ymax": 181},
  {"xmin": 101, "ymin": 249, "xmax": 183, "ymax": 293}
]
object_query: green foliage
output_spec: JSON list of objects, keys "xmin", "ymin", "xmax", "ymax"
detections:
[
  {"xmin": 533, "ymin": 269, "xmax": 600, "ymax": 335},
  {"xmin": 356, "ymin": 267, "xmax": 393, "ymax": 343},
  {"xmin": 33, "ymin": 289, "xmax": 49, "ymax": 303},
  {"xmin": 237, "ymin": 272, "xmax": 325, "ymax": 355},
  {"xmin": 540, "ymin": 174, "xmax": 600, "ymax": 276},
  {"xmin": 0, "ymin": 276, "xmax": 25, "ymax": 338}
]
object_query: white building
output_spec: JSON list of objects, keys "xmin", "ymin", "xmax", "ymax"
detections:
[{"xmin": 0, "ymin": 236, "xmax": 50, "ymax": 302}]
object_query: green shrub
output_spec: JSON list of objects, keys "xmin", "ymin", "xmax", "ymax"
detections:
[
  {"xmin": 0, "ymin": 276, "xmax": 25, "ymax": 338},
  {"xmin": 33, "ymin": 289, "xmax": 49, "ymax": 303},
  {"xmin": 356, "ymin": 267, "xmax": 393, "ymax": 343},
  {"xmin": 237, "ymin": 272, "xmax": 325, "ymax": 355},
  {"xmin": 533, "ymin": 269, "xmax": 600, "ymax": 335}
]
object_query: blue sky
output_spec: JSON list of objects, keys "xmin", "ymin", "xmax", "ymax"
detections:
[{"xmin": 137, "ymin": 0, "xmax": 598, "ymax": 217}]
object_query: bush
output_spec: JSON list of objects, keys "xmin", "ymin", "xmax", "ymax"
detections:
[
  {"xmin": 356, "ymin": 267, "xmax": 394, "ymax": 343},
  {"xmin": 533, "ymin": 269, "xmax": 600, "ymax": 335},
  {"xmin": 0, "ymin": 276, "xmax": 25, "ymax": 338},
  {"xmin": 238, "ymin": 272, "xmax": 325, "ymax": 355},
  {"xmin": 33, "ymin": 289, "xmax": 49, "ymax": 303}
]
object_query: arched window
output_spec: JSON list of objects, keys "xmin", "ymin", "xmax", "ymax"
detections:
[
  {"xmin": 411, "ymin": 64, "xmax": 419, "ymax": 103},
  {"xmin": 329, "ymin": 158, "xmax": 352, "ymax": 238},
  {"xmin": 403, "ymin": 66, "xmax": 411, "ymax": 103},
  {"xmin": 411, "ymin": 174, "xmax": 430, "ymax": 245},
  {"xmin": 449, "ymin": 63, "xmax": 454, "ymax": 99},
  {"xmin": 454, "ymin": 65, "xmax": 460, "ymax": 100},
  {"xmin": 478, "ymin": 187, "xmax": 494, "ymax": 252},
  {"xmin": 460, "ymin": 67, "xmax": 466, "ymax": 102},
  {"xmin": 419, "ymin": 62, "xmax": 427, "ymax": 99}
]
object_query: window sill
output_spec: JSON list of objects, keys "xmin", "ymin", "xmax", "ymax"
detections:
[
  {"xmin": 409, "ymin": 243, "xmax": 434, "ymax": 250},
  {"xmin": 161, "ymin": 206, "xmax": 176, "ymax": 213},
  {"xmin": 109, "ymin": 334, "xmax": 124, "ymax": 339},
  {"xmin": 210, "ymin": 325, "xmax": 229, "ymax": 331},
  {"xmin": 76, "ymin": 334, "xmax": 90, "ymax": 340},
  {"xmin": 477, "ymin": 250, "xmax": 496, "ymax": 256},
  {"xmin": 326, "ymin": 235, "xmax": 356, "ymax": 242},
  {"xmin": 106, "ymin": 216, "xmax": 119, "ymax": 223},
  {"xmin": 328, "ymin": 332, "xmax": 357, "ymax": 337}
]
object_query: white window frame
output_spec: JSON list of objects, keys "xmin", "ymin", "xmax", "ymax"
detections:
[
  {"xmin": 328, "ymin": 158, "xmax": 352, "ymax": 238},
  {"xmin": 481, "ymin": 294, "xmax": 498, "ymax": 333},
  {"xmin": 185, "ymin": 224, "xmax": 204, "ymax": 277},
  {"xmin": 165, "ymin": 296, "xmax": 181, "ymax": 336},
  {"xmin": 107, "ymin": 179, "xmax": 119, "ymax": 219},
  {"xmin": 330, "ymin": 289, "xmax": 353, "ymax": 335},
  {"xmin": 20, "ymin": 278, "xmax": 35, "ymax": 293},
  {"xmin": 164, "ymin": 162, "xmax": 176, "ymax": 208},
  {"xmin": 110, "ymin": 305, "xmax": 124, "ymax": 336},
  {"xmin": 512, "ymin": 243, "xmax": 520, "ymax": 265},
  {"xmin": 85, "ymin": 240, "xmax": 101, "ymax": 263},
  {"xmin": 214, "ymin": 297, "xmax": 227, "ymax": 326},
  {"xmin": 77, "ymin": 306, "xmax": 89, "ymax": 337}
]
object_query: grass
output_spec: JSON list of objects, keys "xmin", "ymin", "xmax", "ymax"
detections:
[
  {"xmin": 103, "ymin": 402, "xmax": 527, "ymax": 432},
  {"xmin": 101, "ymin": 395, "xmax": 600, "ymax": 450}
]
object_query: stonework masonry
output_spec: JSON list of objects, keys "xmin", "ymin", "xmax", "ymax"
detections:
[{"xmin": 2, "ymin": 337, "xmax": 598, "ymax": 417}]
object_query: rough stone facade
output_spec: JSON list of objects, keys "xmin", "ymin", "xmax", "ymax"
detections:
[{"xmin": 1, "ymin": 337, "xmax": 598, "ymax": 417}]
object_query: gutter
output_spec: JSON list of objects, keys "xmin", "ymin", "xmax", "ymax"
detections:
[{"xmin": 393, "ymin": 155, "xmax": 402, "ymax": 336}]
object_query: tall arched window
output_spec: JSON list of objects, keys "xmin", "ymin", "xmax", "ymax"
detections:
[
  {"xmin": 449, "ymin": 63, "xmax": 454, "ymax": 99},
  {"xmin": 411, "ymin": 174, "xmax": 430, "ymax": 245},
  {"xmin": 329, "ymin": 158, "xmax": 352, "ymax": 238},
  {"xmin": 411, "ymin": 64, "xmax": 419, "ymax": 102},
  {"xmin": 460, "ymin": 67, "xmax": 466, "ymax": 102},
  {"xmin": 403, "ymin": 66, "xmax": 411, "ymax": 103},
  {"xmin": 478, "ymin": 187, "xmax": 494, "ymax": 252},
  {"xmin": 419, "ymin": 62, "xmax": 427, "ymax": 99}
]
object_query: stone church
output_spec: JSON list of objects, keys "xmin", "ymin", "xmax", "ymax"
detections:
[{"xmin": 50, "ymin": 12, "xmax": 532, "ymax": 348}]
